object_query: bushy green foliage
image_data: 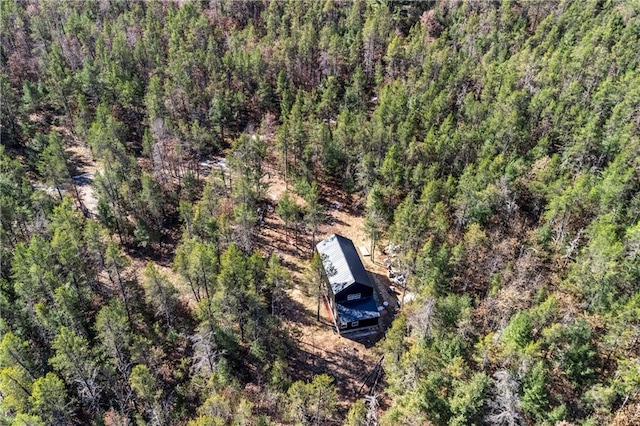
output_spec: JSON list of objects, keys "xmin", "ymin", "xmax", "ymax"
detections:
[{"xmin": 286, "ymin": 374, "xmax": 337, "ymax": 425}]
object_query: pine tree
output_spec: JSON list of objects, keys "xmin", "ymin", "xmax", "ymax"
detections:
[
  {"xmin": 142, "ymin": 263, "xmax": 178, "ymax": 326},
  {"xmin": 50, "ymin": 327, "xmax": 101, "ymax": 411}
]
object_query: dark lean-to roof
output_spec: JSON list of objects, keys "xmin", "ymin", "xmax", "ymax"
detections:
[
  {"xmin": 336, "ymin": 298, "xmax": 380, "ymax": 323},
  {"xmin": 316, "ymin": 234, "xmax": 373, "ymax": 295}
]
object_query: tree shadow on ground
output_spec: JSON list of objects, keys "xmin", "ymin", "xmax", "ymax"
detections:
[
  {"xmin": 323, "ymin": 212, "xmax": 350, "ymax": 229},
  {"xmin": 288, "ymin": 335, "xmax": 384, "ymax": 406},
  {"xmin": 65, "ymin": 148, "xmax": 94, "ymax": 176},
  {"xmin": 340, "ymin": 330, "xmax": 385, "ymax": 349},
  {"xmin": 279, "ymin": 293, "xmax": 327, "ymax": 328},
  {"xmin": 255, "ymin": 216, "xmax": 312, "ymax": 256}
]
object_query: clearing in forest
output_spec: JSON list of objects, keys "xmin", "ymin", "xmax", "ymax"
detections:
[
  {"xmin": 52, "ymin": 123, "xmax": 102, "ymax": 217},
  {"xmin": 62, "ymin": 125, "xmax": 398, "ymax": 412},
  {"xmin": 255, "ymin": 158, "xmax": 399, "ymax": 411}
]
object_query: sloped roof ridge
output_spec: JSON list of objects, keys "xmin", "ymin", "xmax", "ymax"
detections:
[{"xmin": 316, "ymin": 233, "xmax": 372, "ymax": 295}]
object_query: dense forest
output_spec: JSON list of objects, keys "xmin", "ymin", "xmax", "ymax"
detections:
[{"xmin": 2, "ymin": 0, "xmax": 640, "ymax": 424}]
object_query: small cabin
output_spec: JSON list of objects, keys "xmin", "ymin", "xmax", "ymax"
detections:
[{"xmin": 316, "ymin": 234, "xmax": 380, "ymax": 334}]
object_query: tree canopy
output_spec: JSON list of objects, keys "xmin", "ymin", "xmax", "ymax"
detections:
[{"xmin": 2, "ymin": 0, "xmax": 640, "ymax": 424}]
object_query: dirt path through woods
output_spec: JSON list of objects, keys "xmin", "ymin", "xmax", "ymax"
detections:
[
  {"xmin": 54, "ymin": 125, "xmax": 101, "ymax": 216},
  {"xmin": 66, "ymin": 142, "xmax": 100, "ymax": 215}
]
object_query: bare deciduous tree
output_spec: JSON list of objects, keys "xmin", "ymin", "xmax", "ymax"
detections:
[
  {"xmin": 191, "ymin": 322, "xmax": 226, "ymax": 378},
  {"xmin": 484, "ymin": 370, "xmax": 524, "ymax": 426},
  {"xmin": 408, "ymin": 297, "xmax": 435, "ymax": 340}
]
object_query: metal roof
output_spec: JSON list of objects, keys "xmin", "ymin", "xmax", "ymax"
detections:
[
  {"xmin": 336, "ymin": 297, "xmax": 380, "ymax": 323},
  {"xmin": 316, "ymin": 234, "xmax": 373, "ymax": 295}
]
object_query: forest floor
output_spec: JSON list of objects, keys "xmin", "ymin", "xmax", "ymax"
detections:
[
  {"xmin": 61, "ymin": 126, "xmax": 398, "ymax": 414},
  {"xmin": 60, "ymin": 127, "xmax": 101, "ymax": 216},
  {"xmin": 66, "ymin": 143, "xmax": 100, "ymax": 215},
  {"xmin": 254, "ymin": 155, "xmax": 399, "ymax": 413}
]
